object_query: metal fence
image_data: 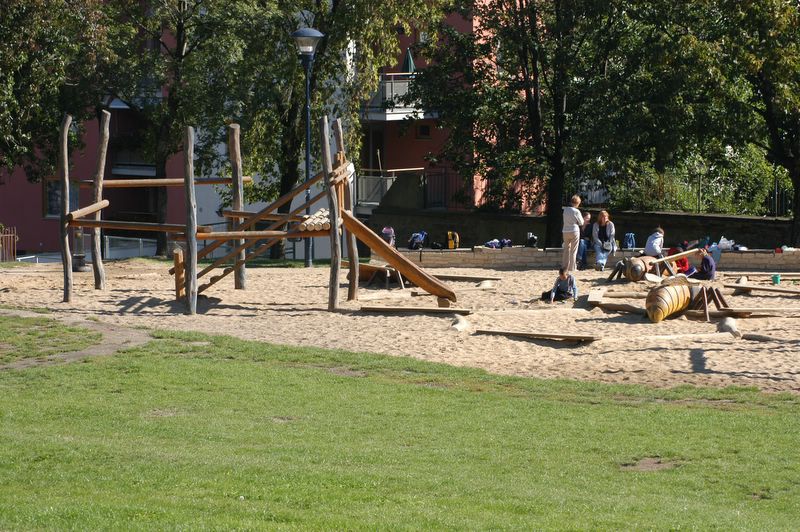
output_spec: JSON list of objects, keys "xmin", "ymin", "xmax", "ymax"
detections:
[
  {"xmin": 423, "ymin": 171, "xmax": 472, "ymax": 211},
  {"xmin": 0, "ymin": 227, "xmax": 17, "ymax": 262}
]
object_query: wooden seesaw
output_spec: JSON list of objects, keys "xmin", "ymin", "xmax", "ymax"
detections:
[{"xmin": 607, "ymin": 248, "xmax": 702, "ymax": 282}]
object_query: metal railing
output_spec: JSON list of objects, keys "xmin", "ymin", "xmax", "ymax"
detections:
[
  {"xmin": 0, "ymin": 227, "xmax": 18, "ymax": 262},
  {"xmin": 423, "ymin": 171, "xmax": 472, "ymax": 211},
  {"xmin": 364, "ymin": 73, "xmax": 417, "ymax": 111}
]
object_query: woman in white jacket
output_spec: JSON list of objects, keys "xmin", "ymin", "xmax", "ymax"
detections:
[
  {"xmin": 591, "ymin": 210, "xmax": 616, "ymax": 271},
  {"xmin": 561, "ymin": 195, "xmax": 584, "ymax": 272}
]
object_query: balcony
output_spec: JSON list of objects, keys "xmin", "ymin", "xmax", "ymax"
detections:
[{"xmin": 362, "ymin": 73, "xmax": 437, "ymax": 122}]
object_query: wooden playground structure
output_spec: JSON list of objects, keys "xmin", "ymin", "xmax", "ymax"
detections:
[{"xmin": 57, "ymin": 113, "xmax": 456, "ymax": 313}]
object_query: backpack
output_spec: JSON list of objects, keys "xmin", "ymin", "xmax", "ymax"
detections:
[
  {"xmin": 447, "ymin": 231, "xmax": 460, "ymax": 249},
  {"xmin": 407, "ymin": 231, "xmax": 427, "ymax": 250},
  {"xmin": 622, "ymin": 233, "xmax": 636, "ymax": 249}
]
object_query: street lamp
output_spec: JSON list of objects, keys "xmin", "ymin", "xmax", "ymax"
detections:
[{"xmin": 291, "ymin": 27, "xmax": 324, "ymax": 268}]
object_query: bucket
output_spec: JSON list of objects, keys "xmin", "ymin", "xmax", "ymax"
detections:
[{"xmin": 772, "ymin": 274, "xmax": 781, "ymax": 285}]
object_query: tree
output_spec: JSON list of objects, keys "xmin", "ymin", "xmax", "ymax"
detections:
[
  {"xmin": 410, "ymin": 0, "xmax": 630, "ymax": 246},
  {"xmin": 0, "ymin": 0, "xmax": 119, "ymax": 180}
]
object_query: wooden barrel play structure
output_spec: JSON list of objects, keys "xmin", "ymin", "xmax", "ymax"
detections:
[{"xmin": 646, "ymin": 283, "xmax": 693, "ymax": 323}]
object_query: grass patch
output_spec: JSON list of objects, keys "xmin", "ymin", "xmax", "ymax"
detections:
[
  {"xmin": 0, "ymin": 316, "xmax": 101, "ymax": 364},
  {"xmin": 0, "ymin": 320, "xmax": 799, "ymax": 528},
  {"xmin": 0, "ymin": 304, "xmax": 51, "ymax": 314}
]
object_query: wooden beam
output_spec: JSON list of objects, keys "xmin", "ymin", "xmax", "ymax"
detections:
[
  {"xmin": 220, "ymin": 210, "xmax": 306, "ymax": 223},
  {"xmin": 474, "ymin": 329, "xmax": 599, "ymax": 343},
  {"xmin": 69, "ymin": 219, "xmax": 209, "ymax": 233},
  {"xmin": 434, "ymin": 273, "xmax": 502, "ymax": 282},
  {"xmin": 59, "ymin": 114, "xmax": 73, "ymax": 303},
  {"xmin": 360, "ymin": 305, "xmax": 472, "ymax": 315},
  {"xmin": 596, "ymin": 302, "xmax": 647, "ymax": 315},
  {"xmin": 722, "ymin": 283, "xmax": 800, "ymax": 295},
  {"xmin": 184, "ymin": 127, "xmax": 198, "ymax": 315},
  {"xmin": 173, "ymin": 248, "xmax": 185, "ymax": 300},
  {"xmin": 66, "ymin": 200, "xmax": 109, "ymax": 222},
  {"xmin": 321, "ymin": 116, "xmax": 341, "ymax": 311},
  {"xmin": 91, "ymin": 109, "xmax": 110, "ymax": 290},
  {"xmin": 77, "ymin": 176, "xmax": 254, "ymax": 188},
  {"xmin": 228, "ymin": 124, "xmax": 246, "ymax": 290},
  {"xmin": 587, "ymin": 288, "xmax": 606, "ymax": 306},
  {"xmin": 334, "ymin": 118, "xmax": 359, "ymax": 302}
]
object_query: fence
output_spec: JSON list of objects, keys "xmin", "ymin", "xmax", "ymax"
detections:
[
  {"xmin": 424, "ymin": 171, "xmax": 472, "ymax": 211},
  {"xmin": 0, "ymin": 227, "xmax": 17, "ymax": 262}
]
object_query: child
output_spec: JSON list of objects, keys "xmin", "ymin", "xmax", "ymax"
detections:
[
  {"xmin": 644, "ymin": 227, "xmax": 665, "ymax": 257},
  {"xmin": 694, "ymin": 248, "xmax": 717, "ymax": 280},
  {"xmin": 541, "ymin": 267, "xmax": 579, "ymax": 303}
]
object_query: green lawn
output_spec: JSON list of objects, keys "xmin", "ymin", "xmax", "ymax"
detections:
[
  {"xmin": 0, "ymin": 316, "xmax": 100, "ymax": 364},
  {"xmin": 0, "ymin": 317, "xmax": 799, "ymax": 529}
]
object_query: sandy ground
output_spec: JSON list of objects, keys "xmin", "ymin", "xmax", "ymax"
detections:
[{"xmin": 1, "ymin": 259, "xmax": 799, "ymax": 393}]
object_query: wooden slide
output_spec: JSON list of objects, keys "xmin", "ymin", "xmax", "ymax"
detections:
[{"xmin": 340, "ymin": 210, "xmax": 457, "ymax": 302}]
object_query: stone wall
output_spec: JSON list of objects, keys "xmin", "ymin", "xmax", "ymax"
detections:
[
  {"xmin": 369, "ymin": 207, "xmax": 794, "ymax": 250},
  {"xmin": 392, "ymin": 246, "xmax": 800, "ymax": 272}
]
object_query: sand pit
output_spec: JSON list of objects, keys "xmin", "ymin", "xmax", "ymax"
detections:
[{"xmin": 1, "ymin": 259, "xmax": 799, "ymax": 393}]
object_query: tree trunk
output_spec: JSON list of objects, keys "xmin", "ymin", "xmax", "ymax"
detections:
[
  {"xmin": 791, "ymin": 169, "xmax": 800, "ymax": 246},
  {"xmin": 155, "ymin": 156, "xmax": 169, "ymax": 256},
  {"xmin": 270, "ymin": 100, "xmax": 304, "ymax": 259}
]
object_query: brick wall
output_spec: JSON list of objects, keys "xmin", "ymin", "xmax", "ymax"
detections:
[{"xmin": 391, "ymin": 246, "xmax": 800, "ymax": 272}]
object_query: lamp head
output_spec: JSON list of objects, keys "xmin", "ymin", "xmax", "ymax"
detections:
[{"xmin": 291, "ymin": 28, "xmax": 324, "ymax": 57}]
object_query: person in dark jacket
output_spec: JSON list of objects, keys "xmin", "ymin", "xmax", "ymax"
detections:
[{"xmin": 541, "ymin": 267, "xmax": 579, "ymax": 303}]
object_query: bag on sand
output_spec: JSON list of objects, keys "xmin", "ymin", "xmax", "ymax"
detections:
[{"xmin": 407, "ymin": 231, "xmax": 427, "ymax": 250}]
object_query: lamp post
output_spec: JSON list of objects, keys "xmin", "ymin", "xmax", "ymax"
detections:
[{"xmin": 291, "ymin": 27, "xmax": 324, "ymax": 268}]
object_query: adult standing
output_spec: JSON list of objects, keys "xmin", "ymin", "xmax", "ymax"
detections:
[
  {"xmin": 591, "ymin": 210, "xmax": 616, "ymax": 271},
  {"xmin": 561, "ymin": 195, "xmax": 584, "ymax": 272}
]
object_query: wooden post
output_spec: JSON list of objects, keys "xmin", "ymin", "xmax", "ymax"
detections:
[
  {"xmin": 333, "ymin": 118, "xmax": 358, "ymax": 301},
  {"xmin": 59, "ymin": 114, "xmax": 73, "ymax": 302},
  {"xmin": 228, "ymin": 124, "xmax": 246, "ymax": 290},
  {"xmin": 90, "ymin": 110, "xmax": 110, "ymax": 290},
  {"xmin": 173, "ymin": 247, "xmax": 186, "ymax": 300},
  {"xmin": 184, "ymin": 127, "xmax": 198, "ymax": 314},
  {"xmin": 320, "ymin": 116, "xmax": 340, "ymax": 311}
]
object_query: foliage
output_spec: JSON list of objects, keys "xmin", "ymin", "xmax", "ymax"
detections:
[
  {"xmin": 1, "ymin": 320, "xmax": 800, "ymax": 527},
  {"xmin": 0, "ymin": 0, "xmax": 120, "ymax": 180}
]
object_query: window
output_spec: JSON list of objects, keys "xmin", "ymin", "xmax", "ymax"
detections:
[
  {"xmin": 43, "ymin": 180, "xmax": 79, "ymax": 218},
  {"xmin": 416, "ymin": 124, "xmax": 432, "ymax": 140}
]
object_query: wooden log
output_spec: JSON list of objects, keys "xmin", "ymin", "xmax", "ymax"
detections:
[
  {"xmin": 69, "ymin": 219, "xmax": 207, "ymax": 233},
  {"xmin": 59, "ymin": 114, "xmax": 73, "ymax": 303},
  {"xmin": 228, "ymin": 124, "xmax": 246, "ymax": 290},
  {"xmin": 92, "ymin": 109, "xmax": 110, "ymax": 290},
  {"xmin": 173, "ymin": 248, "xmax": 185, "ymax": 300},
  {"xmin": 360, "ymin": 305, "xmax": 472, "ymax": 315},
  {"xmin": 321, "ymin": 116, "xmax": 341, "ymax": 311},
  {"xmin": 184, "ymin": 127, "xmax": 198, "ymax": 315},
  {"xmin": 474, "ymin": 329, "xmax": 599, "ymax": 343},
  {"xmin": 333, "ymin": 119, "xmax": 359, "ymax": 302},
  {"xmin": 195, "ymin": 230, "xmax": 288, "ymax": 240},
  {"xmin": 66, "ymin": 199, "xmax": 109, "ymax": 222},
  {"xmin": 722, "ymin": 283, "xmax": 800, "ymax": 296},
  {"xmin": 433, "ymin": 273, "xmax": 502, "ymax": 282},
  {"xmin": 77, "ymin": 176, "xmax": 254, "ymax": 188},
  {"xmin": 220, "ymin": 210, "xmax": 306, "ymax": 223},
  {"xmin": 596, "ymin": 302, "xmax": 647, "ymax": 315}
]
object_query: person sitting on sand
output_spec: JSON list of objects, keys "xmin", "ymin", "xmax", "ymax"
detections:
[
  {"xmin": 693, "ymin": 248, "xmax": 716, "ymax": 280},
  {"xmin": 541, "ymin": 267, "xmax": 578, "ymax": 303},
  {"xmin": 667, "ymin": 241, "xmax": 697, "ymax": 276},
  {"xmin": 644, "ymin": 227, "xmax": 665, "ymax": 258}
]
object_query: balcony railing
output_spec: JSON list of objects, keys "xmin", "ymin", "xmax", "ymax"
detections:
[{"xmin": 362, "ymin": 73, "xmax": 436, "ymax": 121}]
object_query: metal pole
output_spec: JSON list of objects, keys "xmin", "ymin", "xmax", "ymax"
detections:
[{"xmin": 303, "ymin": 55, "xmax": 313, "ymax": 267}]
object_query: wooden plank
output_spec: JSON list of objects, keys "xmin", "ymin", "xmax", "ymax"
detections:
[
  {"xmin": 59, "ymin": 114, "xmax": 73, "ymax": 303},
  {"xmin": 596, "ymin": 302, "xmax": 647, "ymax": 315},
  {"xmin": 228, "ymin": 124, "xmax": 246, "ymax": 290},
  {"xmin": 220, "ymin": 210, "xmax": 306, "ymax": 222},
  {"xmin": 196, "ymin": 230, "xmax": 288, "ymax": 240},
  {"xmin": 66, "ymin": 199, "xmax": 109, "ymax": 222},
  {"xmin": 69, "ymin": 219, "xmax": 208, "ymax": 233},
  {"xmin": 76, "ymin": 176, "xmax": 253, "ymax": 188},
  {"xmin": 722, "ymin": 283, "xmax": 800, "ymax": 295},
  {"xmin": 340, "ymin": 210, "xmax": 457, "ymax": 301},
  {"xmin": 184, "ymin": 127, "xmax": 198, "ymax": 315},
  {"xmin": 92, "ymin": 109, "xmax": 110, "ymax": 290},
  {"xmin": 588, "ymin": 288, "xmax": 606, "ymax": 306},
  {"xmin": 360, "ymin": 305, "xmax": 472, "ymax": 315},
  {"xmin": 434, "ymin": 273, "xmax": 502, "ymax": 282},
  {"xmin": 603, "ymin": 291, "xmax": 648, "ymax": 299},
  {"xmin": 474, "ymin": 329, "xmax": 599, "ymax": 342},
  {"xmin": 321, "ymin": 116, "xmax": 341, "ymax": 311}
]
